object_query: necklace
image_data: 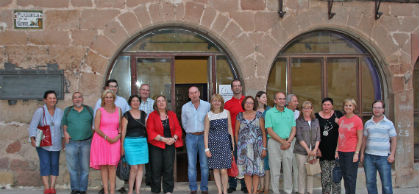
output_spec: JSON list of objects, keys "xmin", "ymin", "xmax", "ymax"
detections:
[
  {"xmin": 322, "ymin": 118, "xmax": 334, "ymax": 136},
  {"xmin": 46, "ymin": 107, "xmax": 56, "ymax": 127}
]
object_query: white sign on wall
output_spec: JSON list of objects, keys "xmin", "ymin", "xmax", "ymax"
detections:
[
  {"xmin": 219, "ymin": 84, "xmax": 233, "ymax": 102},
  {"xmin": 14, "ymin": 10, "xmax": 43, "ymax": 29}
]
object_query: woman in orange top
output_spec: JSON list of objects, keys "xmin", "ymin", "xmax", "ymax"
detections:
[
  {"xmin": 335, "ymin": 98, "xmax": 363, "ymax": 194},
  {"xmin": 146, "ymin": 95, "xmax": 183, "ymax": 194}
]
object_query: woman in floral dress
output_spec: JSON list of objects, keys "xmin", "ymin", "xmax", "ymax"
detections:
[{"xmin": 235, "ymin": 96, "xmax": 267, "ymax": 194}]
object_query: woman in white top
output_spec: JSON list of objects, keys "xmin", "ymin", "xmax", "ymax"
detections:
[{"xmin": 204, "ymin": 94, "xmax": 235, "ymax": 194}]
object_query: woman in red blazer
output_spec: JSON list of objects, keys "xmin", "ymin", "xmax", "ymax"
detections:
[{"xmin": 146, "ymin": 95, "xmax": 183, "ymax": 194}]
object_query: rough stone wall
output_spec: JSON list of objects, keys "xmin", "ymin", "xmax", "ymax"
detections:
[{"xmin": 0, "ymin": 0, "xmax": 417, "ymax": 187}]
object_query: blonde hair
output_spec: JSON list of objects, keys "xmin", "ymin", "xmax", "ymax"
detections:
[
  {"xmin": 298, "ymin": 101, "xmax": 315, "ymax": 120},
  {"xmin": 101, "ymin": 89, "xmax": 116, "ymax": 108},
  {"xmin": 210, "ymin": 94, "xmax": 225, "ymax": 112},
  {"xmin": 343, "ymin": 98, "xmax": 357, "ymax": 114}
]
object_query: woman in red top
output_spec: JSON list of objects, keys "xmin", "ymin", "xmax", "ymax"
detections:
[
  {"xmin": 146, "ymin": 95, "xmax": 183, "ymax": 194},
  {"xmin": 335, "ymin": 98, "xmax": 363, "ymax": 194}
]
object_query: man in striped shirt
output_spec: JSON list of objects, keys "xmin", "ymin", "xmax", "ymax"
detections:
[{"xmin": 360, "ymin": 100, "xmax": 397, "ymax": 194}]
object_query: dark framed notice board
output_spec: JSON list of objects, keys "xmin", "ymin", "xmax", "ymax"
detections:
[{"xmin": 0, "ymin": 64, "xmax": 64, "ymax": 100}]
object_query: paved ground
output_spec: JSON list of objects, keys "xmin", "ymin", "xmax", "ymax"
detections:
[{"xmin": 0, "ymin": 182, "xmax": 418, "ymax": 194}]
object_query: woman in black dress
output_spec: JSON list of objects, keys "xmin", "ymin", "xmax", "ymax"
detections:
[{"xmin": 315, "ymin": 98, "xmax": 343, "ymax": 194}]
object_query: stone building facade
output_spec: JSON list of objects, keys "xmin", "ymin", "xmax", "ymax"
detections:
[{"xmin": 0, "ymin": 0, "xmax": 418, "ymax": 188}]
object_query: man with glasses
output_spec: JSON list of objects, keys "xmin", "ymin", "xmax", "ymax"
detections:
[
  {"xmin": 224, "ymin": 79, "xmax": 247, "ymax": 193},
  {"xmin": 62, "ymin": 92, "xmax": 94, "ymax": 194},
  {"xmin": 94, "ymin": 79, "xmax": 130, "ymax": 115},
  {"xmin": 360, "ymin": 100, "xmax": 397, "ymax": 194},
  {"xmin": 265, "ymin": 92, "xmax": 296, "ymax": 194}
]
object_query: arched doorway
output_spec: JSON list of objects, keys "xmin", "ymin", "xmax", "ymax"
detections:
[
  {"xmin": 267, "ymin": 30, "xmax": 384, "ymax": 121},
  {"xmin": 107, "ymin": 27, "xmax": 239, "ymax": 181}
]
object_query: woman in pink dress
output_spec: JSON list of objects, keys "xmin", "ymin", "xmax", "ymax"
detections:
[{"xmin": 90, "ymin": 89, "xmax": 122, "ymax": 194}]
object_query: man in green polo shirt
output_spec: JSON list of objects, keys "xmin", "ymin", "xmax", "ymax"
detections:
[
  {"xmin": 265, "ymin": 92, "xmax": 296, "ymax": 194},
  {"xmin": 62, "ymin": 92, "xmax": 94, "ymax": 194}
]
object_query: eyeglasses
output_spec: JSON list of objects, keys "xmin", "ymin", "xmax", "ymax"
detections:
[{"xmin": 373, "ymin": 107, "xmax": 383, "ymax": 109}]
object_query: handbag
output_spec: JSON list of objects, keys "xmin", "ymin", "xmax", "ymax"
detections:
[
  {"xmin": 227, "ymin": 155, "xmax": 239, "ymax": 178},
  {"xmin": 36, "ymin": 107, "xmax": 52, "ymax": 147},
  {"xmin": 116, "ymin": 155, "xmax": 130, "ymax": 181},
  {"xmin": 305, "ymin": 155, "xmax": 321, "ymax": 175},
  {"xmin": 332, "ymin": 159, "xmax": 342, "ymax": 183}
]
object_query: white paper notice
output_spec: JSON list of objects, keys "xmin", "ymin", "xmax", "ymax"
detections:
[{"xmin": 219, "ymin": 85, "xmax": 233, "ymax": 102}]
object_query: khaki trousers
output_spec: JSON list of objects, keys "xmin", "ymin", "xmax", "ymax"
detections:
[
  {"xmin": 268, "ymin": 139, "xmax": 293, "ymax": 194},
  {"xmin": 296, "ymin": 153, "xmax": 314, "ymax": 194},
  {"xmin": 291, "ymin": 139, "xmax": 299, "ymax": 192}
]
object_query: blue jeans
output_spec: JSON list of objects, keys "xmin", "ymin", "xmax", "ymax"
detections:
[
  {"xmin": 186, "ymin": 134, "xmax": 209, "ymax": 191},
  {"xmin": 65, "ymin": 139, "xmax": 91, "ymax": 192},
  {"xmin": 364, "ymin": 154, "xmax": 393, "ymax": 194},
  {"xmin": 36, "ymin": 148, "xmax": 60, "ymax": 176},
  {"xmin": 338, "ymin": 152, "xmax": 358, "ymax": 194}
]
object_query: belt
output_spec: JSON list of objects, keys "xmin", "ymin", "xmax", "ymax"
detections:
[
  {"xmin": 188, "ymin": 131, "xmax": 204, "ymax": 135},
  {"xmin": 73, "ymin": 137, "xmax": 92, "ymax": 141}
]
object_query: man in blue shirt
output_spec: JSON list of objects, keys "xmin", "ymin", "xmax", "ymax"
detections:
[
  {"xmin": 361, "ymin": 100, "xmax": 397, "ymax": 194},
  {"xmin": 181, "ymin": 86, "xmax": 211, "ymax": 194}
]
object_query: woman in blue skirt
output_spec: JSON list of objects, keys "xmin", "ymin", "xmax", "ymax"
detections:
[{"xmin": 121, "ymin": 95, "xmax": 148, "ymax": 194}]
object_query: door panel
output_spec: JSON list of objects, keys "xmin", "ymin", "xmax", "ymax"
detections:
[{"xmin": 136, "ymin": 58, "xmax": 173, "ymax": 109}]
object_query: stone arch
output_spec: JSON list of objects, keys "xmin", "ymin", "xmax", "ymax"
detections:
[{"xmin": 85, "ymin": 1, "xmax": 247, "ymax": 80}]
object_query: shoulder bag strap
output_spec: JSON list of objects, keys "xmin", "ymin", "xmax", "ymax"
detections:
[{"xmin": 42, "ymin": 107, "xmax": 47, "ymax": 126}]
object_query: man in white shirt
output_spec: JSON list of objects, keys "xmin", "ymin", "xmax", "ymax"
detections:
[
  {"xmin": 138, "ymin": 84, "xmax": 154, "ymax": 116},
  {"xmin": 286, "ymin": 94, "xmax": 300, "ymax": 194},
  {"xmin": 138, "ymin": 83, "xmax": 154, "ymax": 186},
  {"xmin": 94, "ymin": 79, "xmax": 130, "ymax": 115},
  {"xmin": 360, "ymin": 100, "xmax": 397, "ymax": 194}
]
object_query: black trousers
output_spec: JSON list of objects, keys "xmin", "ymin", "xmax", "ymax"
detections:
[
  {"xmin": 149, "ymin": 144, "xmax": 175, "ymax": 193},
  {"xmin": 145, "ymin": 143, "xmax": 152, "ymax": 185},
  {"xmin": 339, "ymin": 152, "xmax": 359, "ymax": 194}
]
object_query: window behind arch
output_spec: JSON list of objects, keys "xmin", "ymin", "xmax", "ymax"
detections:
[
  {"xmin": 108, "ymin": 27, "xmax": 238, "ymax": 109},
  {"xmin": 267, "ymin": 31, "xmax": 382, "ymax": 121}
]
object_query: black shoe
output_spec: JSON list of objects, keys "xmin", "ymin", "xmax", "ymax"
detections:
[
  {"xmin": 71, "ymin": 191, "xmax": 80, "ymax": 194},
  {"xmin": 227, "ymin": 188, "xmax": 236, "ymax": 193},
  {"xmin": 241, "ymin": 187, "xmax": 248, "ymax": 193},
  {"xmin": 98, "ymin": 188, "xmax": 104, "ymax": 194},
  {"xmin": 79, "ymin": 191, "xmax": 86, "ymax": 194},
  {"xmin": 117, "ymin": 187, "xmax": 127, "ymax": 193}
]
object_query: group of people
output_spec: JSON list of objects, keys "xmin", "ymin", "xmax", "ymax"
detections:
[{"xmin": 28, "ymin": 78, "xmax": 397, "ymax": 194}]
